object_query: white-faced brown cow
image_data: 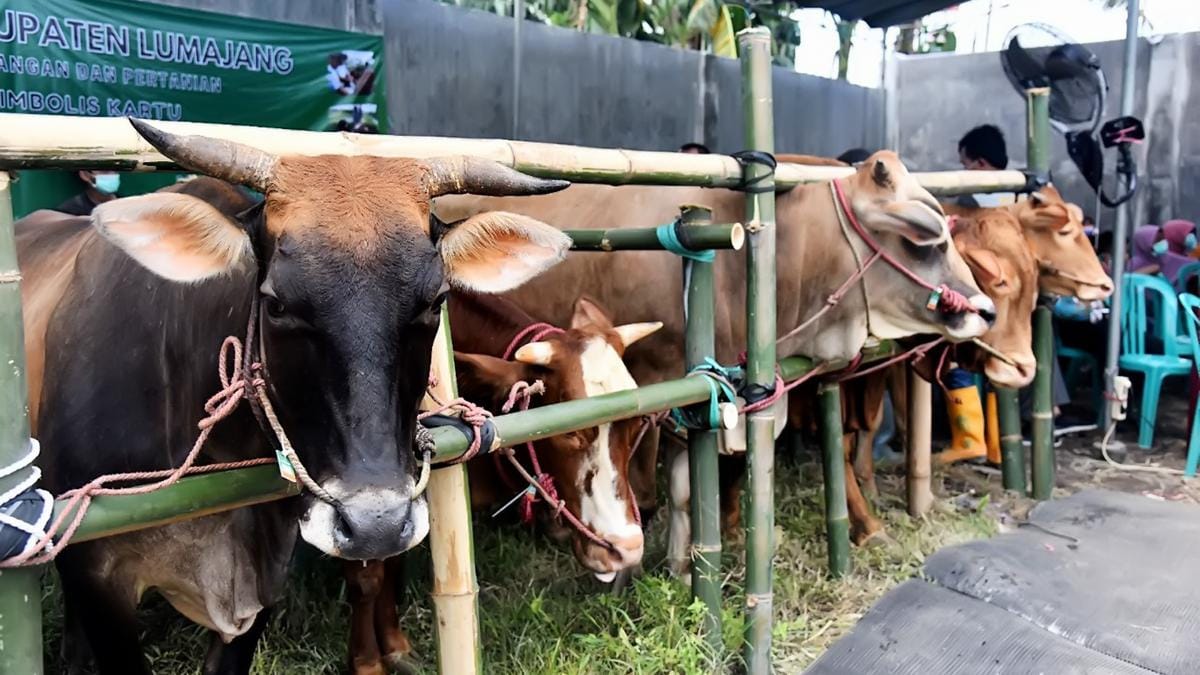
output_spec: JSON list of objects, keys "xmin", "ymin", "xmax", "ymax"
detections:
[{"xmin": 20, "ymin": 120, "xmax": 573, "ymax": 674}]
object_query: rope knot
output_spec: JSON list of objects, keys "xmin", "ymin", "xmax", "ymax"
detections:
[{"xmin": 502, "ymin": 379, "xmax": 546, "ymax": 413}]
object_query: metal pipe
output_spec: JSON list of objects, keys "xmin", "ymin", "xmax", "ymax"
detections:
[
  {"xmin": 565, "ymin": 222, "xmax": 744, "ymax": 252},
  {"xmin": 0, "ymin": 113, "xmax": 1030, "ymax": 195},
  {"xmin": 819, "ymin": 383, "xmax": 850, "ymax": 577},
  {"xmin": 1031, "ymin": 306, "xmax": 1056, "ymax": 500},
  {"xmin": 996, "ymin": 388, "xmax": 1026, "ymax": 494},
  {"xmin": 680, "ymin": 206, "xmax": 723, "ymax": 652},
  {"xmin": 1026, "ymin": 87, "xmax": 1055, "ymax": 501},
  {"xmin": 1103, "ymin": 0, "xmax": 1141, "ymax": 428},
  {"xmin": 0, "ymin": 172, "xmax": 42, "ymax": 674},
  {"xmin": 739, "ymin": 28, "xmax": 777, "ymax": 675}
]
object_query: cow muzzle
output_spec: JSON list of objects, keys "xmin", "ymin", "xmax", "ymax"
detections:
[
  {"xmin": 298, "ymin": 478, "xmax": 430, "ymax": 560},
  {"xmin": 985, "ymin": 352, "xmax": 1037, "ymax": 389},
  {"xmin": 575, "ymin": 528, "xmax": 645, "ymax": 582},
  {"xmin": 941, "ymin": 293, "xmax": 994, "ymax": 341}
]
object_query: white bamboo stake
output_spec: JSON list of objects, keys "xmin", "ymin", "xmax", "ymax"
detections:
[{"xmin": 422, "ymin": 311, "xmax": 481, "ymax": 675}]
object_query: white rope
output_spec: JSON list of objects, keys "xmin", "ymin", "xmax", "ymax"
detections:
[
  {"xmin": 0, "ymin": 439, "xmax": 55, "ymax": 557},
  {"xmin": 1097, "ymin": 424, "xmax": 1187, "ymax": 476}
]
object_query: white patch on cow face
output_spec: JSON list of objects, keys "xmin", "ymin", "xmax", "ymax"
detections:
[{"xmin": 576, "ymin": 337, "xmax": 644, "ymax": 572}]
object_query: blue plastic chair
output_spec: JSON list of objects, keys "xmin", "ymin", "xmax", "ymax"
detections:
[
  {"xmin": 1174, "ymin": 262, "xmax": 1200, "ymax": 294},
  {"xmin": 1180, "ymin": 293, "xmax": 1200, "ymax": 476},
  {"xmin": 1120, "ymin": 274, "xmax": 1192, "ymax": 449}
]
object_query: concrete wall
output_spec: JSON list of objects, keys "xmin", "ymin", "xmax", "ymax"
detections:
[
  {"xmin": 141, "ymin": 0, "xmax": 884, "ymax": 154},
  {"xmin": 893, "ymin": 32, "xmax": 1200, "ymax": 228}
]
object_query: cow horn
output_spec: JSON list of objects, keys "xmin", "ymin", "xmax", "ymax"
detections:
[
  {"xmin": 129, "ymin": 118, "xmax": 277, "ymax": 193},
  {"xmin": 422, "ymin": 157, "xmax": 569, "ymax": 198}
]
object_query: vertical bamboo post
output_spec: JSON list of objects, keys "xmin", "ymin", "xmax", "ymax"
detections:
[
  {"xmin": 682, "ymin": 206, "xmax": 723, "ymax": 654},
  {"xmin": 1031, "ymin": 305, "xmax": 1055, "ymax": 500},
  {"xmin": 0, "ymin": 172, "xmax": 41, "ymax": 675},
  {"xmin": 996, "ymin": 388, "xmax": 1027, "ymax": 493},
  {"xmin": 1027, "ymin": 87, "xmax": 1056, "ymax": 501},
  {"xmin": 906, "ymin": 369, "xmax": 934, "ymax": 517},
  {"xmin": 425, "ymin": 310, "xmax": 481, "ymax": 675},
  {"xmin": 819, "ymin": 383, "xmax": 849, "ymax": 577},
  {"xmin": 738, "ymin": 27, "xmax": 777, "ymax": 675}
]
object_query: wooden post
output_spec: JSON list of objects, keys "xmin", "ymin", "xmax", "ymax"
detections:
[
  {"xmin": 425, "ymin": 311, "xmax": 481, "ymax": 675},
  {"xmin": 0, "ymin": 172, "xmax": 42, "ymax": 674},
  {"xmin": 739, "ymin": 27, "xmax": 778, "ymax": 675},
  {"xmin": 906, "ymin": 369, "xmax": 933, "ymax": 517},
  {"xmin": 819, "ymin": 383, "xmax": 849, "ymax": 577},
  {"xmin": 681, "ymin": 206, "xmax": 723, "ymax": 654}
]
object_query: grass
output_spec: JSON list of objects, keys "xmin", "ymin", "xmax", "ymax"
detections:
[{"xmin": 40, "ymin": 459, "xmax": 996, "ymax": 674}]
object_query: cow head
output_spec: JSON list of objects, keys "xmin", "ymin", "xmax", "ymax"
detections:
[
  {"xmin": 90, "ymin": 119, "xmax": 572, "ymax": 560},
  {"xmin": 837, "ymin": 152, "xmax": 994, "ymax": 342},
  {"xmin": 454, "ymin": 297, "xmax": 660, "ymax": 580},
  {"xmin": 1009, "ymin": 186, "xmax": 1113, "ymax": 300},
  {"xmin": 952, "ymin": 211, "xmax": 1038, "ymax": 388}
]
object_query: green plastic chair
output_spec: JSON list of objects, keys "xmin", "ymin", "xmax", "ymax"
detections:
[
  {"xmin": 1120, "ymin": 274, "xmax": 1192, "ymax": 449},
  {"xmin": 1179, "ymin": 293, "xmax": 1200, "ymax": 476}
]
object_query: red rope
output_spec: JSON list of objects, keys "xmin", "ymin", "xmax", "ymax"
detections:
[{"xmin": 502, "ymin": 322, "xmax": 565, "ymax": 360}]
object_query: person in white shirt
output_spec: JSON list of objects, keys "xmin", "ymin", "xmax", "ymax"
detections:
[{"xmin": 326, "ymin": 53, "xmax": 354, "ymax": 95}]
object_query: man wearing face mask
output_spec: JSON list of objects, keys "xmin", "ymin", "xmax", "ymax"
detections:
[{"xmin": 54, "ymin": 170, "xmax": 120, "ymax": 216}]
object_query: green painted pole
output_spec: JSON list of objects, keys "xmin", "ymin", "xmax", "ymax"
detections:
[
  {"xmin": 565, "ymin": 222, "xmax": 744, "ymax": 252},
  {"xmin": 739, "ymin": 27, "xmax": 777, "ymax": 675},
  {"xmin": 1031, "ymin": 305, "xmax": 1055, "ymax": 500},
  {"xmin": 0, "ymin": 172, "xmax": 42, "ymax": 674},
  {"xmin": 819, "ymin": 383, "xmax": 849, "ymax": 577},
  {"xmin": 680, "ymin": 206, "xmax": 723, "ymax": 653},
  {"xmin": 996, "ymin": 388, "xmax": 1027, "ymax": 494},
  {"xmin": 1027, "ymin": 87, "xmax": 1055, "ymax": 501}
]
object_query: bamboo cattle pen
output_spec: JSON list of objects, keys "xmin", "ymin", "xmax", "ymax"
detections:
[
  {"xmin": 1026, "ymin": 87, "xmax": 1057, "ymax": 501},
  {"xmin": 0, "ymin": 27, "xmax": 1042, "ymax": 675}
]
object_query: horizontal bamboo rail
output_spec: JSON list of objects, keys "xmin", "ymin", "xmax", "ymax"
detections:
[
  {"xmin": 565, "ymin": 223, "xmax": 744, "ymax": 252},
  {"xmin": 45, "ymin": 345, "xmax": 894, "ymax": 544},
  {"xmin": 0, "ymin": 114, "xmax": 1030, "ymax": 195}
]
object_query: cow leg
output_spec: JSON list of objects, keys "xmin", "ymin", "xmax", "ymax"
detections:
[
  {"xmin": 667, "ymin": 445, "xmax": 692, "ymax": 582},
  {"xmin": 843, "ymin": 434, "xmax": 884, "ymax": 546},
  {"xmin": 375, "ymin": 557, "xmax": 418, "ymax": 674},
  {"xmin": 718, "ymin": 453, "xmax": 746, "ymax": 536},
  {"xmin": 629, "ymin": 422, "xmax": 661, "ymax": 520},
  {"xmin": 344, "ymin": 560, "xmax": 387, "ymax": 675},
  {"xmin": 203, "ymin": 608, "xmax": 271, "ymax": 675},
  {"xmin": 56, "ymin": 543, "xmax": 150, "ymax": 675}
]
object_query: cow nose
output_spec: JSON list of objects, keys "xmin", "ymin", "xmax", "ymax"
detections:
[
  {"xmin": 332, "ymin": 490, "xmax": 416, "ymax": 559},
  {"xmin": 609, "ymin": 530, "xmax": 645, "ymax": 562},
  {"xmin": 969, "ymin": 294, "xmax": 997, "ymax": 325}
]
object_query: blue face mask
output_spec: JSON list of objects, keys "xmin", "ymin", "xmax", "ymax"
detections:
[
  {"xmin": 1187, "ymin": 233, "xmax": 1197, "ymax": 250},
  {"xmin": 1152, "ymin": 239, "xmax": 1169, "ymax": 256},
  {"xmin": 93, "ymin": 174, "xmax": 120, "ymax": 195}
]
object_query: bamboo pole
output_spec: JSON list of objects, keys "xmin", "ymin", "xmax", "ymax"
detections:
[
  {"xmin": 565, "ymin": 222, "xmax": 744, "ymax": 252},
  {"xmin": 680, "ymin": 206, "xmax": 723, "ymax": 653},
  {"xmin": 996, "ymin": 388, "xmax": 1027, "ymax": 494},
  {"xmin": 0, "ymin": 172, "xmax": 41, "ymax": 674},
  {"xmin": 819, "ymin": 383, "xmax": 850, "ymax": 578},
  {"xmin": 906, "ymin": 370, "xmax": 934, "ymax": 517},
  {"xmin": 424, "ymin": 312, "xmax": 482, "ymax": 675},
  {"xmin": 1027, "ymin": 87, "xmax": 1056, "ymax": 502},
  {"xmin": 1031, "ymin": 305, "xmax": 1056, "ymax": 500},
  {"xmin": 0, "ymin": 113, "xmax": 1029, "ymax": 195},
  {"xmin": 740, "ymin": 29, "xmax": 777, "ymax": 675}
]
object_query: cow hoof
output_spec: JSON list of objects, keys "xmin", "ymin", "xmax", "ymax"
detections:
[
  {"xmin": 352, "ymin": 661, "xmax": 387, "ymax": 675},
  {"xmin": 384, "ymin": 651, "xmax": 422, "ymax": 675},
  {"xmin": 857, "ymin": 529, "xmax": 894, "ymax": 549}
]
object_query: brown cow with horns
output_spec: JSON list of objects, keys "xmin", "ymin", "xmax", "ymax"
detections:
[{"xmin": 17, "ymin": 120, "xmax": 572, "ymax": 674}]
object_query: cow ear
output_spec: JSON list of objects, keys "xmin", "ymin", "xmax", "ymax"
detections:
[
  {"xmin": 876, "ymin": 202, "xmax": 946, "ymax": 246},
  {"xmin": 92, "ymin": 193, "xmax": 252, "ymax": 282},
  {"xmin": 964, "ymin": 248, "xmax": 1005, "ymax": 286},
  {"xmin": 571, "ymin": 295, "xmax": 614, "ymax": 331},
  {"xmin": 453, "ymin": 352, "xmax": 531, "ymax": 401},
  {"xmin": 440, "ymin": 211, "xmax": 571, "ymax": 293}
]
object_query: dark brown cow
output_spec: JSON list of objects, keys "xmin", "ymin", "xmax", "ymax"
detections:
[
  {"xmin": 342, "ymin": 292, "xmax": 656, "ymax": 674},
  {"xmin": 21, "ymin": 120, "xmax": 572, "ymax": 674}
]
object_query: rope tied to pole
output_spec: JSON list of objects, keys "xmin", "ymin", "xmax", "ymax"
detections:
[
  {"xmin": 655, "ymin": 219, "xmax": 715, "ymax": 263},
  {"xmin": 671, "ymin": 358, "xmax": 739, "ymax": 430}
]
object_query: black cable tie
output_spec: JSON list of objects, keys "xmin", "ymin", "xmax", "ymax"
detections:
[
  {"xmin": 731, "ymin": 150, "xmax": 777, "ymax": 194},
  {"xmin": 420, "ymin": 414, "xmax": 497, "ymax": 459},
  {"xmin": 1022, "ymin": 171, "xmax": 1050, "ymax": 193},
  {"xmin": 739, "ymin": 382, "xmax": 776, "ymax": 405},
  {"xmin": 0, "ymin": 492, "xmax": 49, "ymax": 560}
]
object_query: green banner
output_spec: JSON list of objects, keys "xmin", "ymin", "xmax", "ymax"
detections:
[{"xmin": 1, "ymin": 0, "xmax": 386, "ymax": 215}]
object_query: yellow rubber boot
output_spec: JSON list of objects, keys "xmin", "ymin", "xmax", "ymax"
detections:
[
  {"xmin": 935, "ymin": 385, "xmax": 987, "ymax": 464},
  {"xmin": 985, "ymin": 391, "xmax": 1002, "ymax": 465}
]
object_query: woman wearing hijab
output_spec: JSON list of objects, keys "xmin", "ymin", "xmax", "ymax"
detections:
[
  {"xmin": 1129, "ymin": 224, "xmax": 1164, "ymax": 275},
  {"xmin": 1160, "ymin": 219, "xmax": 1197, "ymax": 284}
]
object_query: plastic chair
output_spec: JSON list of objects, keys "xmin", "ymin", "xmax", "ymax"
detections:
[
  {"xmin": 1058, "ymin": 334, "xmax": 1102, "ymax": 423},
  {"xmin": 1120, "ymin": 274, "xmax": 1192, "ymax": 449},
  {"xmin": 1178, "ymin": 293, "xmax": 1200, "ymax": 476},
  {"xmin": 1174, "ymin": 262, "xmax": 1200, "ymax": 294}
]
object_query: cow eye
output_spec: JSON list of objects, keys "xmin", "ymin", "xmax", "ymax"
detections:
[
  {"xmin": 1057, "ymin": 226, "xmax": 1073, "ymax": 236},
  {"xmin": 266, "ymin": 297, "xmax": 288, "ymax": 318}
]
